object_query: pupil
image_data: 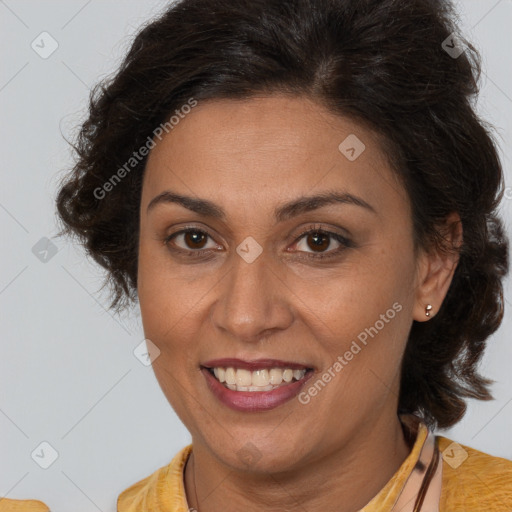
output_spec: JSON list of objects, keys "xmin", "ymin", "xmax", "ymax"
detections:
[
  {"xmin": 186, "ymin": 231, "xmax": 207, "ymax": 249},
  {"xmin": 308, "ymin": 232, "xmax": 328, "ymax": 252}
]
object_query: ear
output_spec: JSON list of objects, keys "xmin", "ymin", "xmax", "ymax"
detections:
[{"xmin": 413, "ymin": 212, "xmax": 463, "ymax": 322}]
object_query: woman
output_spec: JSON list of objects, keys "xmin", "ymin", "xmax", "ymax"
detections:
[{"xmin": 3, "ymin": 0, "xmax": 511, "ymax": 510}]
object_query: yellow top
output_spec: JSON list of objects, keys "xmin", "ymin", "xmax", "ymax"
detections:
[{"xmin": 2, "ymin": 423, "xmax": 511, "ymax": 511}]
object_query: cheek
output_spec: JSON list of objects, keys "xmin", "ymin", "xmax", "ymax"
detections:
[
  {"xmin": 137, "ymin": 242, "xmax": 189, "ymax": 369},
  {"xmin": 302, "ymin": 284, "xmax": 410, "ymax": 414},
  {"xmin": 300, "ymin": 243, "xmax": 415, "ymax": 382},
  {"xmin": 137, "ymin": 242, "xmax": 205, "ymax": 421},
  {"xmin": 137, "ymin": 224, "xmax": 416, "ymax": 356},
  {"xmin": 137, "ymin": 238, "xmax": 203, "ymax": 331},
  {"xmin": 297, "ymin": 250, "xmax": 411, "ymax": 330},
  {"xmin": 136, "ymin": 238, "xmax": 220, "ymax": 399}
]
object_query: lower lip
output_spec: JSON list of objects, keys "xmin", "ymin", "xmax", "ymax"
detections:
[{"xmin": 201, "ymin": 367, "xmax": 314, "ymax": 412}]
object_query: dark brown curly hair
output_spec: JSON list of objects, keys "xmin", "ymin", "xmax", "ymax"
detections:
[{"xmin": 55, "ymin": 0, "xmax": 509, "ymax": 429}]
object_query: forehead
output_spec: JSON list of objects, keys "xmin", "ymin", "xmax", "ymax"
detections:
[{"xmin": 141, "ymin": 95, "xmax": 407, "ymax": 220}]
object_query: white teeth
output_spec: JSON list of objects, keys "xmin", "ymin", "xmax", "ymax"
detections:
[
  {"xmin": 252, "ymin": 369, "xmax": 269, "ymax": 386},
  {"xmin": 236, "ymin": 368, "xmax": 252, "ymax": 387},
  {"xmin": 225, "ymin": 367, "xmax": 236, "ymax": 385},
  {"xmin": 292, "ymin": 369, "xmax": 304, "ymax": 380},
  {"xmin": 226, "ymin": 383, "xmax": 275, "ymax": 392},
  {"xmin": 282, "ymin": 369, "xmax": 293, "ymax": 382},
  {"xmin": 269, "ymin": 368, "xmax": 283, "ymax": 385},
  {"xmin": 213, "ymin": 367, "xmax": 225, "ymax": 382},
  {"xmin": 209, "ymin": 366, "xmax": 308, "ymax": 391}
]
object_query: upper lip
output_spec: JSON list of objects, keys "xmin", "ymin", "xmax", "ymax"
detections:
[{"xmin": 201, "ymin": 358, "xmax": 314, "ymax": 371}]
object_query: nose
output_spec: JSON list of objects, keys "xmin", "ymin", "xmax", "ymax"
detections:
[{"xmin": 210, "ymin": 246, "xmax": 294, "ymax": 343}]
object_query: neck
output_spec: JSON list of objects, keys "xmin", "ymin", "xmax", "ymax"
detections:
[{"xmin": 184, "ymin": 413, "xmax": 412, "ymax": 512}]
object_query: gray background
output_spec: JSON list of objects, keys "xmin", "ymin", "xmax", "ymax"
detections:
[{"xmin": 1, "ymin": 0, "xmax": 511, "ymax": 510}]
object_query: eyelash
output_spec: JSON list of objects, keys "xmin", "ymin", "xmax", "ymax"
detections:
[{"xmin": 163, "ymin": 224, "xmax": 353, "ymax": 261}]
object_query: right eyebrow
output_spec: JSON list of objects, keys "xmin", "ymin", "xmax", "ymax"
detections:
[{"xmin": 146, "ymin": 189, "xmax": 377, "ymax": 221}]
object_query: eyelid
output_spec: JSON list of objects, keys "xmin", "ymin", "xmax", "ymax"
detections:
[
  {"xmin": 163, "ymin": 222, "xmax": 353, "ymax": 258},
  {"xmin": 293, "ymin": 223, "xmax": 351, "ymax": 242},
  {"xmin": 164, "ymin": 225, "xmax": 221, "ymax": 251},
  {"xmin": 289, "ymin": 224, "xmax": 353, "ymax": 258}
]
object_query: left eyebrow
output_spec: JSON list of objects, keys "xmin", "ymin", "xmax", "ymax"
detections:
[
  {"xmin": 146, "ymin": 189, "xmax": 377, "ymax": 220},
  {"xmin": 274, "ymin": 190, "xmax": 377, "ymax": 222}
]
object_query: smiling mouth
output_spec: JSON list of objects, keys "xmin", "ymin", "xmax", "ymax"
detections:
[{"xmin": 204, "ymin": 366, "xmax": 314, "ymax": 392}]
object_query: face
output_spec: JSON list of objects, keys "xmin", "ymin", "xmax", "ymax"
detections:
[{"xmin": 137, "ymin": 94, "xmax": 424, "ymax": 473}]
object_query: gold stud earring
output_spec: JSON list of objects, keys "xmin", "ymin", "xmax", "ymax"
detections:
[{"xmin": 425, "ymin": 304, "xmax": 432, "ymax": 317}]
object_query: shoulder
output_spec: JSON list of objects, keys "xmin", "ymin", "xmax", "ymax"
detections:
[
  {"xmin": 117, "ymin": 444, "xmax": 192, "ymax": 511},
  {"xmin": 436, "ymin": 435, "xmax": 512, "ymax": 511},
  {"xmin": 0, "ymin": 498, "xmax": 49, "ymax": 511},
  {"xmin": 116, "ymin": 461, "xmax": 174, "ymax": 511}
]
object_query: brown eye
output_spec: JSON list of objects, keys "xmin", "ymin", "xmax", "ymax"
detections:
[
  {"xmin": 295, "ymin": 230, "xmax": 346, "ymax": 254},
  {"xmin": 164, "ymin": 229, "xmax": 218, "ymax": 254},
  {"xmin": 182, "ymin": 230, "xmax": 208, "ymax": 249},
  {"xmin": 305, "ymin": 232, "xmax": 331, "ymax": 252},
  {"xmin": 292, "ymin": 227, "xmax": 353, "ymax": 261}
]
